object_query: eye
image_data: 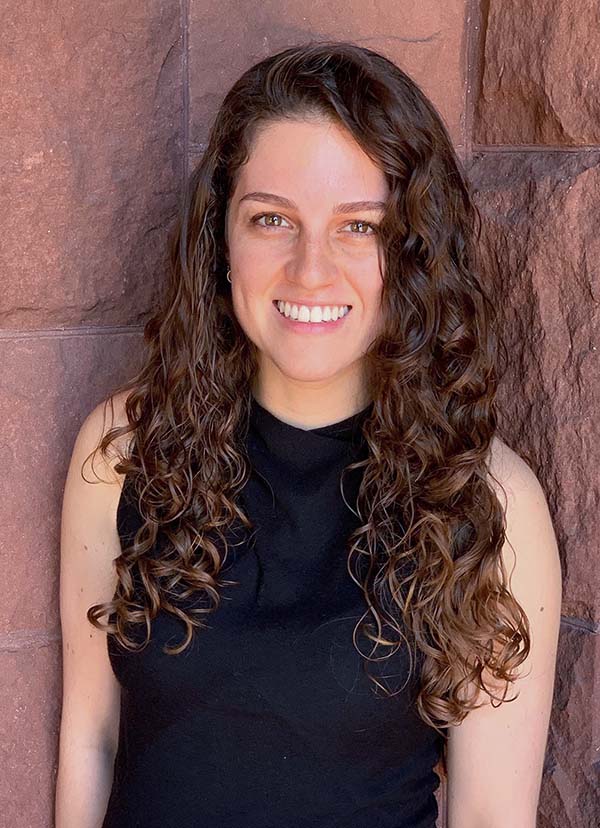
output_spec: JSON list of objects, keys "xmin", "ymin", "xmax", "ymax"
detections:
[
  {"xmin": 345, "ymin": 219, "xmax": 379, "ymax": 236},
  {"xmin": 250, "ymin": 212, "xmax": 290, "ymax": 229},
  {"xmin": 249, "ymin": 212, "xmax": 379, "ymax": 236}
]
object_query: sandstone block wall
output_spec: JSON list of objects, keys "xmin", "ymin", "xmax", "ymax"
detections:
[{"xmin": 0, "ymin": 2, "xmax": 595, "ymax": 826}]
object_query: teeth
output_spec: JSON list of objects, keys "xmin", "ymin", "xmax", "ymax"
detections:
[{"xmin": 275, "ymin": 302, "xmax": 351, "ymax": 323}]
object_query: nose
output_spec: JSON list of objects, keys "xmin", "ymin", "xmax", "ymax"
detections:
[{"xmin": 285, "ymin": 235, "xmax": 337, "ymax": 292}]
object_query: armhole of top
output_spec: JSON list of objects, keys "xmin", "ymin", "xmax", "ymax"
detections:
[{"xmin": 116, "ymin": 471, "xmax": 140, "ymax": 551}]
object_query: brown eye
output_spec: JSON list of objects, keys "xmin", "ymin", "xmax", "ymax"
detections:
[
  {"xmin": 347, "ymin": 220, "xmax": 378, "ymax": 235},
  {"xmin": 251, "ymin": 212, "xmax": 289, "ymax": 228}
]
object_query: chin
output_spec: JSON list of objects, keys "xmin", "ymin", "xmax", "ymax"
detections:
[{"xmin": 275, "ymin": 358, "xmax": 354, "ymax": 384}]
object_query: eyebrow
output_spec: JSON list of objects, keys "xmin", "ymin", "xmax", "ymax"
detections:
[{"xmin": 237, "ymin": 191, "xmax": 387, "ymax": 215}]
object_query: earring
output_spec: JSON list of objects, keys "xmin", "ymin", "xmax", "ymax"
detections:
[{"xmin": 226, "ymin": 267, "xmax": 232, "ymax": 284}]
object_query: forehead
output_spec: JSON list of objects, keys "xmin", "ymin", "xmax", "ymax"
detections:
[{"xmin": 233, "ymin": 117, "xmax": 389, "ymax": 205}]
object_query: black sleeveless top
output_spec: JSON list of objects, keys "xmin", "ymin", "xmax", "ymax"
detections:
[{"xmin": 103, "ymin": 396, "xmax": 444, "ymax": 828}]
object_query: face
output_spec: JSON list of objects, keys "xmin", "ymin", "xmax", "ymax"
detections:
[{"xmin": 225, "ymin": 116, "xmax": 389, "ymax": 401}]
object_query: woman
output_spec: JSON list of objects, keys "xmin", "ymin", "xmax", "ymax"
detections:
[{"xmin": 56, "ymin": 41, "xmax": 562, "ymax": 828}]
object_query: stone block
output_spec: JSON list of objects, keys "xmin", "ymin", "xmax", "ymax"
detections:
[
  {"xmin": 188, "ymin": 0, "xmax": 468, "ymax": 151},
  {"xmin": 475, "ymin": 1, "xmax": 600, "ymax": 145},
  {"xmin": 0, "ymin": 330, "xmax": 145, "ymax": 631},
  {"xmin": 0, "ymin": 1, "xmax": 183, "ymax": 329},
  {"xmin": 467, "ymin": 150, "xmax": 600, "ymax": 625},
  {"xmin": 537, "ymin": 623, "xmax": 600, "ymax": 827},
  {"xmin": 0, "ymin": 640, "xmax": 61, "ymax": 828}
]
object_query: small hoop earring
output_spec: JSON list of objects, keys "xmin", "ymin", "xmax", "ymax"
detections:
[{"xmin": 226, "ymin": 267, "xmax": 232, "ymax": 284}]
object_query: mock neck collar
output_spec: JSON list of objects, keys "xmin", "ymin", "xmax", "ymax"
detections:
[
  {"xmin": 250, "ymin": 396, "xmax": 372, "ymax": 438},
  {"xmin": 248, "ymin": 395, "xmax": 373, "ymax": 472}
]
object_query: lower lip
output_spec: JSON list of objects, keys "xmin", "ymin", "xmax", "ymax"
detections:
[{"xmin": 272, "ymin": 302, "xmax": 351, "ymax": 333}]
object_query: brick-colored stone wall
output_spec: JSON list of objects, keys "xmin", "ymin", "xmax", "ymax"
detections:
[
  {"xmin": 466, "ymin": 4, "xmax": 599, "ymax": 826},
  {"xmin": 1, "ymin": 2, "xmax": 595, "ymax": 826},
  {"xmin": 1, "ymin": 3, "xmax": 184, "ymax": 826}
]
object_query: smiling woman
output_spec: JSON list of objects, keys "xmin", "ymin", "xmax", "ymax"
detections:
[
  {"xmin": 57, "ymin": 39, "xmax": 561, "ymax": 828},
  {"xmin": 223, "ymin": 115, "xmax": 389, "ymax": 401}
]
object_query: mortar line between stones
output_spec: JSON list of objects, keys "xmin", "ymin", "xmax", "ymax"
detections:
[
  {"xmin": 463, "ymin": 0, "xmax": 480, "ymax": 163},
  {"xmin": 0, "ymin": 629, "xmax": 62, "ymax": 651},
  {"xmin": 0, "ymin": 326, "xmax": 145, "ymax": 341},
  {"xmin": 473, "ymin": 144, "xmax": 600, "ymax": 154},
  {"xmin": 560, "ymin": 616, "xmax": 600, "ymax": 635},
  {"xmin": 181, "ymin": 0, "xmax": 190, "ymax": 191}
]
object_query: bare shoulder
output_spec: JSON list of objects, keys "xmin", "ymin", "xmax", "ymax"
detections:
[
  {"xmin": 62, "ymin": 388, "xmax": 135, "ymax": 578},
  {"xmin": 487, "ymin": 434, "xmax": 541, "ymax": 500},
  {"xmin": 79, "ymin": 389, "xmax": 134, "ymax": 487},
  {"xmin": 60, "ymin": 388, "xmax": 135, "ymax": 594},
  {"xmin": 488, "ymin": 436, "xmax": 547, "ymax": 517},
  {"xmin": 485, "ymin": 433, "xmax": 560, "ymax": 581}
]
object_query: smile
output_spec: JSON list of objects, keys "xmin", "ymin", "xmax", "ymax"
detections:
[{"xmin": 273, "ymin": 300, "xmax": 352, "ymax": 323}]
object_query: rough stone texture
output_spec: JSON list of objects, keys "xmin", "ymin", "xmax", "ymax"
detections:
[
  {"xmin": 475, "ymin": 0, "xmax": 600, "ymax": 146},
  {"xmin": 188, "ymin": 0, "xmax": 468, "ymax": 153},
  {"xmin": 0, "ymin": 1, "xmax": 183, "ymax": 329},
  {"xmin": 1, "ymin": 2, "xmax": 597, "ymax": 827},
  {"xmin": 467, "ymin": 150, "xmax": 600, "ymax": 629},
  {"xmin": 469, "ymin": 6, "xmax": 600, "ymax": 826},
  {"xmin": 0, "ymin": 640, "xmax": 62, "ymax": 828},
  {"xmin": 537, "ymin": 623, "xmax": 600, "ymax": 827},
  {"xmin": 0, "ymin": 331, "xmax": 145, "ymax": 634}
]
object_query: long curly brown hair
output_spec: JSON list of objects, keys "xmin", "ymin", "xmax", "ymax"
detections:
[{"xmin": 86, "ymin": 40, "xmax": 531, "ymax": 743}]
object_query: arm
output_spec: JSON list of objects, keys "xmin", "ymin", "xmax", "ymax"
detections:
[
  {"xmin": 55, "ymin": 396, "xmax": 130, "ymax": 828},
  {"xmin": 55, "ymin": 748, "xmax": 117, "ymax": 828},
  {"xmin": 446, "ymin": 437, "xmax": 563, "ymax": 828}
]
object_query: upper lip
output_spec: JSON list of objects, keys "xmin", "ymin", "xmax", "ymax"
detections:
[{"xmin": 273, "ymin": 299, "xmax": 352, "ymax": 307}]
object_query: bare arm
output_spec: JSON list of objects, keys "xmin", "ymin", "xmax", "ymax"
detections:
[
  {"xmin": 55, "ymin": 395, "xmax": 130, "ymax": 828},
  {"xmin": 446, "ymin": 438, "xmax": 563, "ymax": 828},
  {"xmin": 55, "ymin": 748, "xmax": 117, "ymax": 828}
]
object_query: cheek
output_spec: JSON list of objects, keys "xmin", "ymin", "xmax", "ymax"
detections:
[
  {"xmin": 360, "ymin": 275, "xmax": 384, "ymax": 315},
  {"xmin": 230, "ymin": 277, "xmax": 270, "ymax": 331},
  {"xmin": 362, "ymin": 283, "xmax": 385, "ymax": 336}
]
